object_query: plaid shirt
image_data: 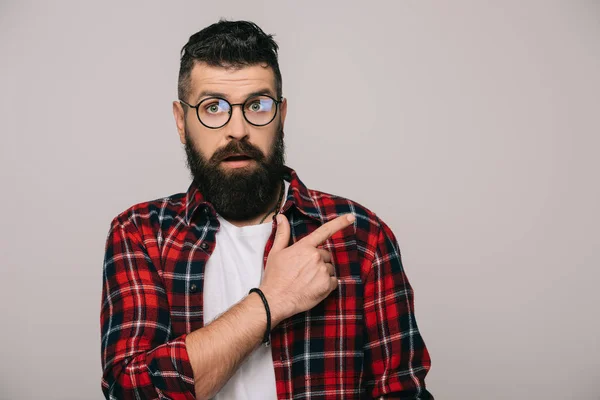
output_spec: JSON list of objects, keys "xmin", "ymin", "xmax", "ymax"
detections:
[{"xmin": 101, "ymin": 166, "xmax": 433, "ymax": 399}]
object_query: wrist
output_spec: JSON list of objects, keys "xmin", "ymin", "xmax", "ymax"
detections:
[
  {"xmin": 248, "ymin": 288, "xmax": 271, "ymax": 345},
  {"xmin": 258, "ymin": 286, "xmax": 290, "ymax": 326}
]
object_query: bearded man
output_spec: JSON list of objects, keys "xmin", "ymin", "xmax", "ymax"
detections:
[{"xmin": 100, "ymin": 19, "xmax": 433, "ymax": 400}]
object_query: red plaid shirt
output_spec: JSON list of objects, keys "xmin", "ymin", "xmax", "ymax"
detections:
[{"xmin": 101, "ymin": 166, "xmax": 433, "ymax": 399}]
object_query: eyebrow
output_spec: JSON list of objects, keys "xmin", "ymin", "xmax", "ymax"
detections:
[{"xmin": 194, "ymin": 88, "xmax": 276, "ymax": 104}]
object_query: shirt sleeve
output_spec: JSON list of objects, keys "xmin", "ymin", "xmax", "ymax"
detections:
[
  {"xmin": 363, "ymin": 217, "xmax": 434, "ymax": 399},
  {"xmin": 100, "ymin": 216, "xmax": 197, "ymax": 399}
]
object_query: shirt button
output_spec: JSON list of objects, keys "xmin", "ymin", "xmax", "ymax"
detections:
[
  {"xmin": 190, "ymin": 283, "xmax": 197, "ymax": 293},
  {"xmin": 200, "ymin": 242, "xmax": 209, "ymax": 250}
]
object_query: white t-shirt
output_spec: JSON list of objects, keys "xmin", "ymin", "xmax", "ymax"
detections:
[{"xmin": 203, "ymin": 179, "xmax": 290, "ymax": 400}]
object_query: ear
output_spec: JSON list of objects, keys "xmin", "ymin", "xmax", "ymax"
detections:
[
  {"xmin": 279, "ymin": 97, "xmax": 288, "ymax": 135},
  {"xmin": 172, "ymin": 101, "xmax": 187, "ymax": 144}
]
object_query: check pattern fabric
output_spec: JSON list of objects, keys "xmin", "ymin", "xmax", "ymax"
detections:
[{"xmin": 101, "ymin": 166, "xmax": 433, "ymax": 399}]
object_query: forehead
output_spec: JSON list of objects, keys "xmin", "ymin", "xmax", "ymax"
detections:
[{"xmin": 189, "ymin": 62, "xmax": 277, "ymax": 102}]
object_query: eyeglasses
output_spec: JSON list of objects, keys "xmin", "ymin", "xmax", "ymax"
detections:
[{"xmin": 179, "ymin": 95, "xmax": 283, "ymax": 129}]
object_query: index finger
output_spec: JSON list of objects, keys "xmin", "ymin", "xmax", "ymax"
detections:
[{"xmin": 301, "ymin": 214, "xmax": 355, "ymax": 247}]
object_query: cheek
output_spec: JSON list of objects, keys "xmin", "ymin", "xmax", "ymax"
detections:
[
  {"xmin": 187, "ymin": 130, "xmax": 219, "ymax": 160},
  {"xmin": 253, "ymin": 129, "xmax": 278, "ymax": 155},
  {"xmin": 258, "ymin": 139, "xmax": 273, "ymax": 156}
]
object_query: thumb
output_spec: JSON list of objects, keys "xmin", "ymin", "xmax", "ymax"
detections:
[{"xmin": 271, "ymin": 214, "xmax": 291, "ymax": 252}]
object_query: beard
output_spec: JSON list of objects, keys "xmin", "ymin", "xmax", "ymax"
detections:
[{"xmin": 184, "ymin": 123, "xmax": 286, "ymax": 221}]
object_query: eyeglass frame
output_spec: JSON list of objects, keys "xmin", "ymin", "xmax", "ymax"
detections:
[{"xmin": 179, "ymin": 94, "xmax": 284, "ymax": 129}]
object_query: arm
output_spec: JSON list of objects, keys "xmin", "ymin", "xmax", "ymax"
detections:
[
  {"xmin": 184, "ymin": 291, "xmax": 286, "ymax": 398},
  {"xmin": 363, "ymin": 218, "xmax": 433, "ymax": 399},
  {"xmin": 100, "ymin": 217, "xmax": 285, "ymax": 400},
  {"xmin": 101, "ymin": 217, "xmax": 195, "ymax": 399}
]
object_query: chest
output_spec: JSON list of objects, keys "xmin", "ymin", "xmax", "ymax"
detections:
[
  {"xmin": 151, "ymin": 211, "xmax": 361, "ymax": 326},
  {"xmin": 150, "ymin": 212, "xmax": 366, "ymax": 394},
  {"xmin": 202, "ymin": 219, "xmax": 273, "ymax": 325}
]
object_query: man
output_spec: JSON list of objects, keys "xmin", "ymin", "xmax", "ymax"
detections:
[{"xmin": 100, "ymin": 20, "xmax": 433, "ymax": 399}]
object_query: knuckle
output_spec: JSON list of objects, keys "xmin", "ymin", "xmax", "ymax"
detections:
[{"xmin": 312, "ymin": 251, "xmax": 322, "ymax": 262}]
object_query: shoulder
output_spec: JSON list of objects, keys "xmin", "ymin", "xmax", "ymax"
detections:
[
  {"xmin": 307, "ymin": 188, "xmax": 378, "ymax": 224},
  {"xmin": 108, "ymin": 191, "xmax": 188, "ymax": 234}
]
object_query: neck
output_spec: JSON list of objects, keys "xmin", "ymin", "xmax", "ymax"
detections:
[{"xmin": 224, "ymin": 180, "xmax": 283, "ymax": 228}]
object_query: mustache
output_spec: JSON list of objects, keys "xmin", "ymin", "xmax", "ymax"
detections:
[{"xmin": 211, "ymin": 140, "xmax": 266, "ymax": 164}]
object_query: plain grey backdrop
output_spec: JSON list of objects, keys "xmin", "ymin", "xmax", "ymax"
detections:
[{"xmin": 1, "ymin": 1, "xmax": 599, "ymax": 399}]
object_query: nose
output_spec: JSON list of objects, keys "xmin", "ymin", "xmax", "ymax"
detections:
[{"xmin": 225, "ymin": 104, "xmax": 249, "ymax": 140}]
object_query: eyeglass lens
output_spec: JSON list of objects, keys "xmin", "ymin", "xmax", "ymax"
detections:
[{"xmin": 198, "ymin": 96, "xmax": 276, "ymax": 128}]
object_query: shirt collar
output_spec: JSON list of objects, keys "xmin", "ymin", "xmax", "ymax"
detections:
[{"xmin": 184, "ymin": 165, "xmax": 323, "ymax": 225}]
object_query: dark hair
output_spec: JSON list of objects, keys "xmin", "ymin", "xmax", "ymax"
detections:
[{"xmin": 178, "ymin": 19, "xmax": 282, "ymax": 103}]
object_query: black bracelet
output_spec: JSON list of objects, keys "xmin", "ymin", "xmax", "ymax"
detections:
[{"xmin": 249, "ymin": 288, "xmax": 271, "ymax": 346}]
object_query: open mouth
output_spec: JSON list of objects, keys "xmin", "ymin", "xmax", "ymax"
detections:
[{"xmin": 223, "ymin": 154, "xmax": 253, "ymax": 162}]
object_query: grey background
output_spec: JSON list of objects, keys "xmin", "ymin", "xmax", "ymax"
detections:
[{"xmin": 1, "ymin": 1, "xmax": 599, "ymax": 399}]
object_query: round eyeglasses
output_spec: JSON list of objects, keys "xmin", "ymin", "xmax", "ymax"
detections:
[{"xmin": 179, "ymin": 95, "xmax": 283, "ymax": 129}]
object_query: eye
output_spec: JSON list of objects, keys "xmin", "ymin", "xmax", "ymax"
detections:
[
  {"xmin": 205, "ymin": 103, "xmax": 220, "ymax": 114},
  {"xmin": 245, "ymin": 97, "xmax": 273, "ymax": 113},
  {"xmin": 203, "ymin": 99, "xmax": 229, "ymax": 114}
]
